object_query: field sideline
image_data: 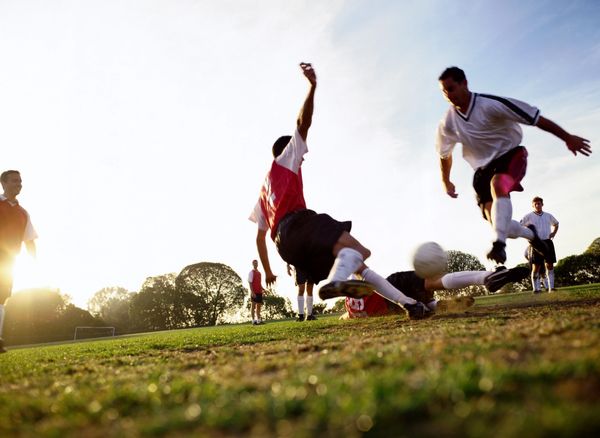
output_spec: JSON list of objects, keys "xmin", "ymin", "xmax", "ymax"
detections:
[{"xmin": 2, "ymin": 286, "xmax": 600, "ymax": 437}]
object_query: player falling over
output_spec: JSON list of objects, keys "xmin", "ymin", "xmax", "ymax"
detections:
[
  {"xmin": 341, "ymin": 265, "xmax": 529, "ymax": 319},
  {"xmin": 436, "ymin": 67, "xmax": 591, "ymax": 265},
  {"xmin": 249, "ymin": 63, "xmax": 431, "ymax": 320}
]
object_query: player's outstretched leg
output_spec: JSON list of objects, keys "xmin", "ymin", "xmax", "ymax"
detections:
[{"xmin": 484, "ymin": 266, "xmax": 530, "ymax": 293}]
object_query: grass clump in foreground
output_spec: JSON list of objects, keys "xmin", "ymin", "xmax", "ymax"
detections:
[{"xmin": 1, "ymin": 285, "xmax": 600, "ymax": 437}]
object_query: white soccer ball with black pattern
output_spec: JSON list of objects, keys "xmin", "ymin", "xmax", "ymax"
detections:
[{"xmin": 412, "ymin": 241, "xmax": 448, "ymax": 279}]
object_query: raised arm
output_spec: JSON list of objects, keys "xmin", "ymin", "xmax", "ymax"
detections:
[
  {"xmin": 256, "ymin": 228, "xmax": 277, "ymax": 286},
  {"xmin": 536, "ymin": 116, "xmax": 592, "ymax": 157},
  {"xmin": 440, "ymin": 156, "xmax": 458, "ymax": 198},
  {"xmin": 297, "ymin": 62, "xmax": 317, "ymax": 141}
]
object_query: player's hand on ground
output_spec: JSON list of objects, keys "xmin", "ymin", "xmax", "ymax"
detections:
[
  {"xmin": 566, "ymin": 135, "xmax": 591, "ymax": 156},
  {"xmin": 443, "ymin": 180, "xmax": 458, "ymax": 198},
  {"xmin": 300, "ymin": 62, "xmax": 316, "ymax": 85}
]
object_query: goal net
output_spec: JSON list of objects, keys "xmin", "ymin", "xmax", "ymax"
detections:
[{"xmin": 73, "ymin": 326, "xmax": 116, "ymax": 341}]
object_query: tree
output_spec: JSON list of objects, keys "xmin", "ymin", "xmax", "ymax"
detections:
[
  {"xmin": 176, "ymin": 262, "xmax": 246, "ymax": 326},
  {"xmin": 327, "ymin": 299, "xmax": 346, "ymax": 314},
  {"xmin": 554, "ymin": 253, "xmax": 600, "ymax": 286},
  {"xmin": 88, "ymin": 286, "xmax": 135, "ymax": 333},
  {"xmin": 260, "ymin": 293, "xmax": 294, "ymax": 320},
  {"xmin": 585, "ymin": 237, "xmax": 600, "ymax": 256},
  {"xmin": 3, "ymin": 288, "xmax": 101, "ymax": 346},
  {"xmin": 129, "ymin": 273, "xmax": 186, "ymax": 331},
  {"xmin": 446, "ymin": 250, "xmax": 485, "ymax": 273}
]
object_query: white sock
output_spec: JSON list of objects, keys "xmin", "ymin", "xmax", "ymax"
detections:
[
  {"xmin": 548, "ymin": 270, "xmax": 554, "ymax": 289},
  {"xmin": 0, "ymin": 305, "xmax": 4, "ymax": 337},
  {"xmin": 507, "ymin": 220, "xmax": 534, "ymax": 240},
  {"xmin": 441, "ymin": 271, "xmax": 489, "ymax": 289},
  {"xmin": 361, "ymin": 268, "xmax": 416, "ymax": 305},
  {"xmin": 427, "ymin": 300, "xmax": 438, "ymax": 311},
  {"xmin": 492, "ymin": 197, "xmax": 512, "ymax": 242},
  {"xmin": 306, "ymin": 296, "xmax": 313, "ymax": 315},
  {"xmin": 329, "ymin": 248, "xmax": 364, "ymax": 282},
  {"xmin": 297, "ymin": 296, "xmax": 305, "ymax": 315}
]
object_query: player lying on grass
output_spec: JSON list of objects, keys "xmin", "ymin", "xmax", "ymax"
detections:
[
  {"xmin": 335, "ymin": 265, "xmax": 530, "ymax": 319},
  {"xmin": 249, "ymin": 63, "xmax": 431, "ymax": 320}
]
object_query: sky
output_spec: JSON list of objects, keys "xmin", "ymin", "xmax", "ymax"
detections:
[{"xmin": 1, "ymin": 0, "xmax": 599, "ymax": 309}]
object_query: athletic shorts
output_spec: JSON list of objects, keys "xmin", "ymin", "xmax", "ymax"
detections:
[
  {"xmin": 294, "ymin": 268, "xmax": 309, "ymax": 286},
  {"xmin": 251, "ymin": 293, "xmax": 264, "ymax": 304},
  {"xmin": 386, "ymin": 271, "xmax": 433, "ymax": 304},
  {"xmin": 529, "ymin": 239, "xmax": 557, "ymax": 265},
  {"xmin": 0, "ymin": 253, "xmax": 15, "ymax": 304},
  {"xmin": 473, "ymin": 146, "xmax": 528, "ymax": 219},
  {"xmin": 275, "ymin": 209, "xmax": 352, "ymax": 284}
]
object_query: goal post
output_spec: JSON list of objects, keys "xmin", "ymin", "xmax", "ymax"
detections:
[{"xmin": 74, "ymin": 326, "xmax": 116, "ymax": 341}]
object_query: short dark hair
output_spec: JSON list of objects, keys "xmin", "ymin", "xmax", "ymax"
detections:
[
  {"xmin": 272, "ymin": 135, "xmax": 292, "ymax": 158},
  {"xmin": 439, "ymin": 67, "xmax": 466, "ymax": 82},
  {"xmin": 532, "ymin": 196, "xmax": 543, "ymax": 204},
  {"xmin": 0, "ymin": 170, "xmax": 20, "ymax": 184}
]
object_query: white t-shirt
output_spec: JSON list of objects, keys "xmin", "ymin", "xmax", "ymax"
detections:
[
  {"xmin": 249, "ymin": 129, "xmax": 308, "ymax": 231},
  {"xmin": 520, "ymin": 211, "xmax": 559, "ymax": 240},
  {"xmin": 436, "ymin": 93, "xmax": 540, "ymax": 169},
  {"xmin": 0, "ymin": 194, "xmax": 38, "ymax": 241}
]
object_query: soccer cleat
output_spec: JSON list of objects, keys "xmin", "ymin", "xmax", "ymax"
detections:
[
  {"xmin": 486, "ymin": 241, "xmax": 507, "ymax": 264},
  {"xmin": 252, "ymin": 320, "xmax": 258, "ymax": 325},
  {"xmin": 533, "ymin": 290, "xmax": 542, "ymax": 294},
  {"xmin": 484, "ymin": 266, "xmax": 530, "ymax": 293},
  {"xmin": 403, "ymin": 301, "xmax": 432, "ymax": 320},
  {"xmin": 297, "ymin": 314, "xmax": 305, "ymax": 322},
  {"xmin": 306, "ymin": 314, "xmax": 317, "ymax": 321},
  {"xmin": 0, "ymin": 338, "xmax": 6, "ymax": 353},
  {"xmin": 526, "ymin": 224, "xmax": 550, "ymax": 258},
  {"xmin": 318, "ymin": 280, "xmax": 375, "ymax": 300},
  {"xmin": 436, "ymin": 296, "xmax": 475, "ymax": 313}
]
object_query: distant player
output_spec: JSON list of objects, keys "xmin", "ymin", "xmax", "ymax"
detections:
[
  {"xmin": 0, "ymin": 170, "xmax": 38, "ymax": 353},
  {"xmin": 249, "ymin": 63, "xmax": 431, "ymax": 320},
  {"xmin": 521, "ymin": 197, "xmax": 559, "ymax": 292},
  {"xmin": 248, "ymin": 259, "xmax": 266, "ymax": 325},
  {"xmin": 342, "ymin": 265, "xmax": 530, "ymax": 319},
  {"xmin": 436, "ymin": 67, "xmax": 591, "ymax": 265},
  {"xmin": 287, "ymin": 264, "xmax": 316, "ymax": 321}
]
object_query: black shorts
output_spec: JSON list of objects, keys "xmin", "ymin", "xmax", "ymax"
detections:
[
  {"xmin": 251, "ymin": 293, "xmax": 264, "ymax": 304},
  {"xmin": 276, "ymin": 209, "xmax": 352, "ymax": 284},
  {"xmin": 294, "ymin": 268, "xmax": 309, "ymax": 285},
  {"xmin": 386, "ymin": 271, "xmax": 432, "ymax": 304},
  {"xmin": 529, "ymin": 239, "xmax": 557, "ymax": 265},
  {"xmin": 0, "ymin": 253, "xmax": 15, "ymax": 304},
  {"xmin": 473, "ymin": 146, "xmax": 528, "ymax": 219}
]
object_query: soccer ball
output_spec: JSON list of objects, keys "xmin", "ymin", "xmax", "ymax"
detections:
[{"xmin": 412, "ymin": 241, "xmax": 448, "ymax": 279}]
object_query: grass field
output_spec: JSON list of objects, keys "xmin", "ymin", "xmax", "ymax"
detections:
[{"xmin": 2, "ymin": 286, "xmax": 600, "ymax": 437}]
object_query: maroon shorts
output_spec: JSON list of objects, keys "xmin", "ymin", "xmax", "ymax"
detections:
[{"xmin": 473, "ymin": 146, "xmax": 528, "ymax": 218}]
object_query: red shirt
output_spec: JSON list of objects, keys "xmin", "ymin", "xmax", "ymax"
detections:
[
  {"xmin": 249, "ymin": 270, "xmax": 263, "ymax": 294},
  {"xmin": 0, "ymin": 198, "xmax": 29, "ymax": 254},
  {"xmin": 345, "ymin": 294, "xmax": 391, "ymax": 318}
]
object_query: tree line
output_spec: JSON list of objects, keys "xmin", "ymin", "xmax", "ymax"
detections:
[{"xmin": 3, "ymin": 238, "xmax": 600, "ymax": 346}]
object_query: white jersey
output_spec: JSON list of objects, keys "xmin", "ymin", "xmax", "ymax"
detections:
[
  {"xmin": 520, "ymin": 211, "xmax": 559, "ymax": 240},
  {"xmin": 436, "ymin": 93, "xmax": 540, "ymax": 169}
]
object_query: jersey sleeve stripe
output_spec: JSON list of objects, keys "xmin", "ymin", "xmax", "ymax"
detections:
[{"xmin": 479, "ymin": 94, "xmax": 537, "ymax": 125}]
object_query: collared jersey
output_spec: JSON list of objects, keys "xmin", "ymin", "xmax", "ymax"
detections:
[
  {"xmin": 520, "ymin": 211, "xmax": 559, "ymax": 240},
  {"xmin": 436, "ymin": 93, "xmax": 541, "ymax": 169},
  {"xmin": 0, "ymin": 195, "xmax": 37, "ymax": 254},
  {"xmin": 249, "ymin": 129, "xmax": 308, "ymax": 240}
]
